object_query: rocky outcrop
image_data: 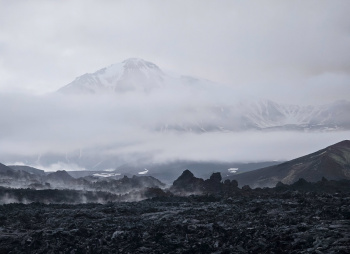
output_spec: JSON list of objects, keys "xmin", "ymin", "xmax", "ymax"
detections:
[
  {"xmin": 204, "ymin": 172, "xmax": 222, "ymax": 193},
  {"xmin": 171, "ymin": 169, "xmax": 205, "ymax": 194},
  {"xmin": 172, "ymin": 170, "xmax": 248, "ymax": 195}
]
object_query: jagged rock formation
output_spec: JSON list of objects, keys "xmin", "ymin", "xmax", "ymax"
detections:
[
  {"xmin": 171, "ymin": 170, "xmax": 239, "ymax": 195},
  {"xmin": 171, "ymin": 169, "xmax": 204, "ymax": 194},
  {"xmin": 204, "ymin": 172, "xmax": 223, "ymax": 193}
]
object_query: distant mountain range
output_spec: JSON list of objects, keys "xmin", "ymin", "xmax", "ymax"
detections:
[
  {"xmin": 229, "ymin": 140, "xmax": 350, "ymax": 188},
  {"xmin": 57, "ymin": 58, "xmax": 350, "ymax": 132},
  {"xmin": 2, "ymin": 140, "xmax": 350, "ymax": 191},
  {"xmin": 153, "ymin": 99, "xmax": 350, "ymax": 132},
  {"xmin": 0, "ymin": 163, "xmax": 165, "ymax": 193},
  {"xmin": 5, "ymin": 161, "xmax": 281, "ymax": 186}
]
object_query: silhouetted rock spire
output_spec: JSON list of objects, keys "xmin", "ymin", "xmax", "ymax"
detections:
[{"xmin": 171, "ymin": 169, "xmax": 204, "ymax": 193}]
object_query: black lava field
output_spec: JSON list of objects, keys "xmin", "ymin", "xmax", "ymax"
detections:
[{"xmin": 0, "ymin": 191, "xmax": 349, "ymax": 253}]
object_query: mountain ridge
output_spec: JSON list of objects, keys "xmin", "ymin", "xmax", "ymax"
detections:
[{"xmin": 229, "ymin": 140, "xmax": 350, "ymax": 187}]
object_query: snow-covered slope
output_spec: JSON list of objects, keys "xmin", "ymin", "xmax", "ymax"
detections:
[
  {"xmin": 58, "ymin": 58, "xmax": 213, "ymax": 94},
  {"xmin": 155, "ymin": 99, "xmax": 350, "ymax": 132},
  {"xmin": 233, "ymin": 100, "xmax": 350, "ymax": 131}
]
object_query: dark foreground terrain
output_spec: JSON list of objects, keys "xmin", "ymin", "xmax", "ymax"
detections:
[{"xmin": 0, "ymin": 191, "xmax": 349, "ymax": 253}]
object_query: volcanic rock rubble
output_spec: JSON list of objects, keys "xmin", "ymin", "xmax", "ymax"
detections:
[{"xmin": 0, "ymin": 170, "xmax": 349, "ymax": 253}]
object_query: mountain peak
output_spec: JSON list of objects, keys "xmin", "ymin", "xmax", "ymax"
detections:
[
  {"xmin": 58, "ymin": 58, "xmax": 167, "ymax": 94},
  {"xmin": 122, "ymin": 58, "xmax": 160, "ymax": 70}
]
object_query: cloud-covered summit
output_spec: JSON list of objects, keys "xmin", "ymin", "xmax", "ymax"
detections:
[{"xmin": 55, "ymin": 59, "xmax": 350, "ymax": 133}]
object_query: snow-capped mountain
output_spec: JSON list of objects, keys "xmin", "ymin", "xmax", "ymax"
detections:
[
  {"xmin": 57, "ymin": 58, "xmax": 350, "ymax": 132},
  {"xmin": 58, "ymin": 58, "xmax": 213, "ymax": 94},
  {"xmin": 227, "ymin": 99, "xmax": 350, "ymax": 131},
  {"xmin": 156, "ymin": 99, "xmax": 350, "ymax": 132}
]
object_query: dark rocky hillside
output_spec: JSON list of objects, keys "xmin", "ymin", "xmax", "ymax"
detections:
[
  {"xmin": 0, "ymin": 163, "xmax": 42, "ymax": 187},
  {"xmin": 229, "ymin": 140, "xmax": 350, "ymax": 188},
  {"xmin": 8, "ymin": 165, "xmax": 46, "ymax": 177}
]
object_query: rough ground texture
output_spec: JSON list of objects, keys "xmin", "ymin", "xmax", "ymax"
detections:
[{"xmin": 0, "ymin": 192, "xmax": 349, "ymax": 253}]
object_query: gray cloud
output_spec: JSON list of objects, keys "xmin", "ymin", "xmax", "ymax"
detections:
[
  {"xmin": 1, "ymin": 92, "xmax": 349, "ymax": 171},
  {"xmin": 0, "ymin": 1, "xmax": 349, "ymax": 104}
]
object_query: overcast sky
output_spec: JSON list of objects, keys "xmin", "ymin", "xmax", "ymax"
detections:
[
  {"xmin": 1, "ymin": 1, "xmax": 350, "ymax": 170},
  {"xmin": 0, "ymin": 0, "xmax": 349, "ymax": 104}
]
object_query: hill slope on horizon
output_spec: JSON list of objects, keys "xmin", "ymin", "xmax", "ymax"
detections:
[{"xmin": 229, "ymin": 140, "xmax": 350, "ymax": 188}]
